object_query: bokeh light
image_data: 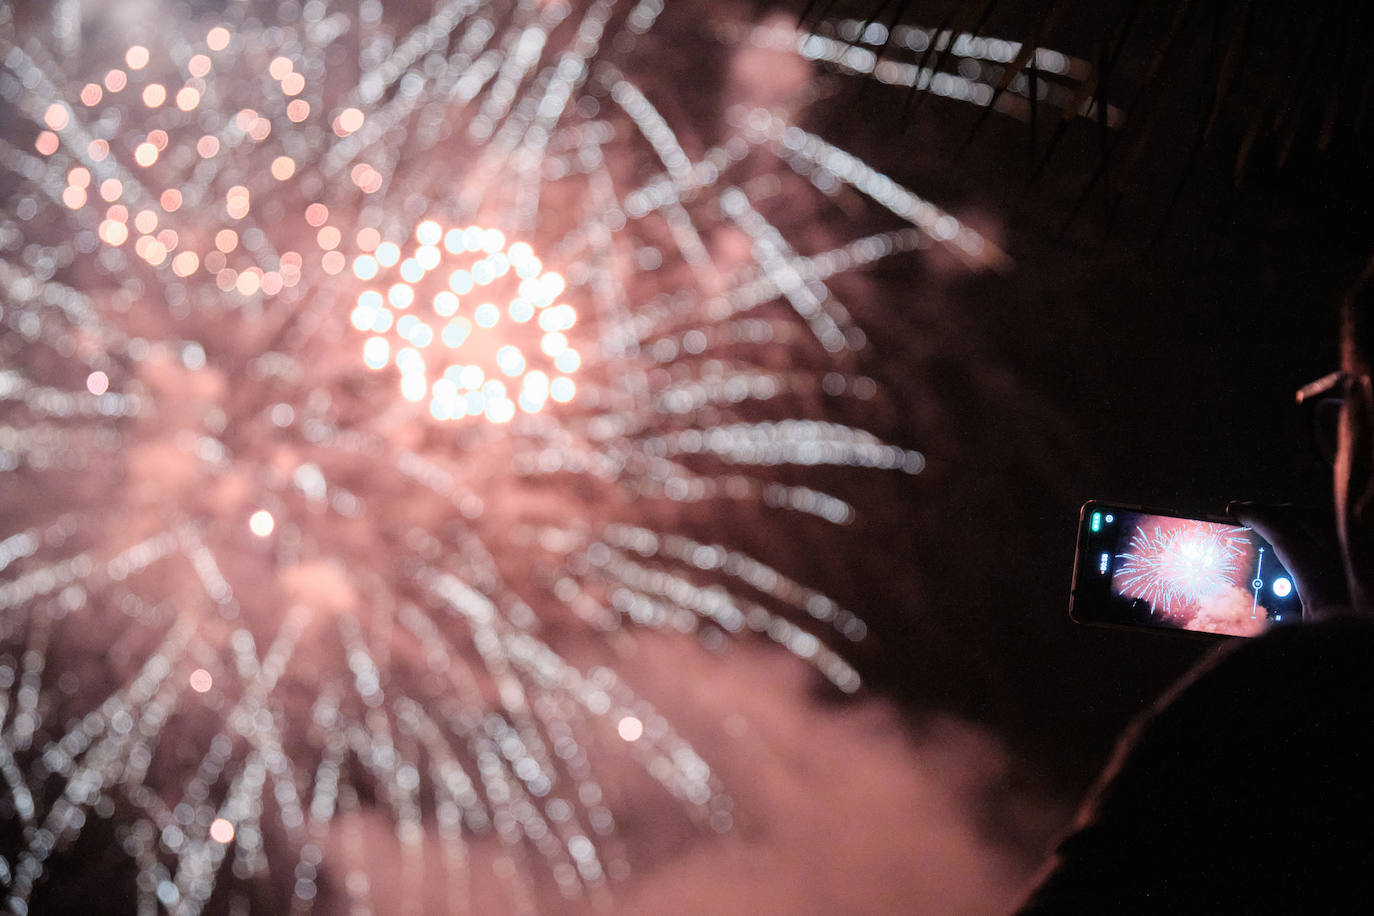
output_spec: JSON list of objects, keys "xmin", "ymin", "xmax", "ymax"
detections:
[
  {"xmin": 248, "ymin": 509, "xmax": 275, "ymax": 537},
  {"xmin": 617, "ymin": 716, "xmax": 645, "ymax": 742},
  {"xmin": 209, "ymin": 818, "xmax": 236, "ymax": 844}
]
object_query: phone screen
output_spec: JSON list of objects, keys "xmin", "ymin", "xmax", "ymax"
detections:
[{"xmin": 1072, "ymin": 503, "xmax": 1300, "ymax": 637}]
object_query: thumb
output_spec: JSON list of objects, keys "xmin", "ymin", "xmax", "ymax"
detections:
[{"xmin": 1227, "ymin": 501, "xmax": 1349, "ymax": 617}]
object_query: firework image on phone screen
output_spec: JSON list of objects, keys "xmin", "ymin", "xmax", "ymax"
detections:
[{"xmin": 1072, "ymin": 503, "xmax": 1301, "ymax": 637}]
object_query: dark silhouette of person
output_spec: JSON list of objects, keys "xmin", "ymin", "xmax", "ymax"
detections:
[{"xmin": 1015, "ymin": 265, "xmax": 1374, "ymax": 913}]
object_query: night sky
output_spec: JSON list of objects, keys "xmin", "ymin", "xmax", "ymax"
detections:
[{"xmin": 2, "ymin": 0, "xmax": 1371, "ymax": 912}]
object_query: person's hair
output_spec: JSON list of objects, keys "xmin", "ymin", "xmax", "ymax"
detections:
[{"xmin": 1343, "ymin": 256, "xmax": 1374, "ymax": 374}]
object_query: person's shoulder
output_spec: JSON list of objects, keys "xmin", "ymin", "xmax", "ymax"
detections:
[
  {"xmin": 1209, "ymin": 614, "xmax": 1374, "ymax": 673},
  {"xmin": 1253, "ymin": 612, "xmax": 1374, "ymax": 641},
  {"xmin": 1015, "ymin": 617, "xmax": 1374, "ymax": 915},
  {"xmin": 1150, "ymin": 614, "xmax": 1374, "ymax": 733}
]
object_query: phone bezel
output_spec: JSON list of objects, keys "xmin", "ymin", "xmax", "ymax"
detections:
[{"xmin": 1069, "ymin": 499, "xmax": 1294, "ymax": 640}]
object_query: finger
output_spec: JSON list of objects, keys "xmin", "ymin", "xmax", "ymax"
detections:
[{"xmin": 1228, "ymin": 501, "xmax": 1349, "ymax": 616}]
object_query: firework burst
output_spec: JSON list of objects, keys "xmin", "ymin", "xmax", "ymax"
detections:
[
  {"xmin": 1113, "ymin": 522, "xmax": 1251, "ymax": 617},
  {"xmin": 0, "ymin": 0, "xmax": 1043, "ymax": 911}
]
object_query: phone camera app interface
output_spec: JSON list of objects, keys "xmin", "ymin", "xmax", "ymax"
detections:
[{"xmin": 1098, "ymin": 511, "xmax": 1297, "ymax": 637}]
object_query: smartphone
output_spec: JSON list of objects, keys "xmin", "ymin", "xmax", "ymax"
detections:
[{"xmin": 1071, "ymin": 500, "xmax": 1301, "ymax": 638}]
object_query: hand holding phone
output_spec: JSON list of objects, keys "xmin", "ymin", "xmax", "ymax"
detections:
[
  {"xmin": 1071, "ymin": 501, "xmax": 1301, "ymax": 638},
  {"xmin": 1227, "ymin": 501, "xmax": 1350, "ymax": 620}
]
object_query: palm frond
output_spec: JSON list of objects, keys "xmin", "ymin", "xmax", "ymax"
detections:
[{"xmin": 795, "ymin": 0, "xmax": 1374, "ymax": 243}]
